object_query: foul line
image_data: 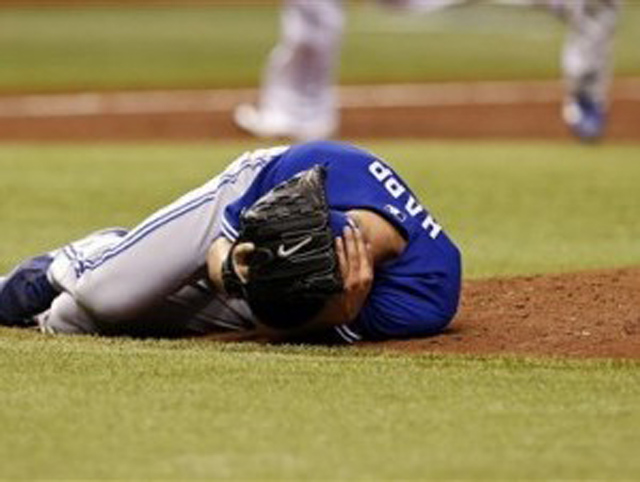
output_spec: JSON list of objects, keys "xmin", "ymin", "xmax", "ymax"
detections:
[{"xmin": 0, "ymin": 78, "xmax": 639, "ymax": 119}]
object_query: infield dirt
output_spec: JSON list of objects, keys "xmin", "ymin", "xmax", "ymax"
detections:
[
  {"xmin": 378, "ymin": 267, "xmax": 640, "ymax": 359},
  {"xmin": 1, "ymin": 81, "xmax": 639, "ymax": 359},
  {"xmin": 1, "ymin": 79, "xmax": 639, "ymax": 141}
]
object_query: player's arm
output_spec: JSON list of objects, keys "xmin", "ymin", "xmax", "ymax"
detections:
[
  {"xmin": 206, "ymin": 209, "xmax": 405, "ymax": 342},
  {"xmin": 207, "ymin": 208, "xmax": 403, "ymax": 290},
  {"xmin": 256, "ymin": 210, "xmax": 405, "ymax": 341},
  {"xmin": 204, "ymin": 225, "xmax": 374, "ymax": 344},
  {"xmin": 311, "ymin": 209, "xmax": 405, "ymax": 326},
  {"xmin": 206, "ymin": 237, "xmax": 229, "ymax": 293},
  {"xmin": 207, "ymin": 237, "xmax": 232, "ymax": 293}
]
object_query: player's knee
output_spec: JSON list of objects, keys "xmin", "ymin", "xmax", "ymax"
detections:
[{"xmin": 45, "ymin": 293, "xmax": 101, "ymax": 335}]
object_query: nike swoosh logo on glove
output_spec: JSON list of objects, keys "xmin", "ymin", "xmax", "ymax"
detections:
[{"xmin": 278, "ymin": 236, "xmax": 313, "ymax": 258}]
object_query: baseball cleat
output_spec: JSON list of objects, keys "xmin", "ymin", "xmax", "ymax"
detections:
[
  {"xmin": 233, "ymin": 104, "xmax": 336, "ymax": 142},
  {"xmin": 0, "ymin": 254, "xmax": 58, "ymax": 327},
  {"xmin": 562, "ymin": 93, "xmax": 606, "ymax": 142}
]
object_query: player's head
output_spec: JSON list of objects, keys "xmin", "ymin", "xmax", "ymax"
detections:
[{"xmin": 222, "ymin": 166, "xmax": 347, "ymax": 330}]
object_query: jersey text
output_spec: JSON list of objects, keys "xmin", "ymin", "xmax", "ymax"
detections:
[{"xmin": 369, "ymin": 160, "xmax": 442, "ymax": 239}]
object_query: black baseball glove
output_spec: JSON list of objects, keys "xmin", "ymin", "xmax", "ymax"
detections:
[{"xmin": 222, "ymin": 165, "xmax": 343, "ymax": 329}]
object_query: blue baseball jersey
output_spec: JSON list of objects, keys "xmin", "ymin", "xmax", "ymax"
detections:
[{"xmin": 222, "ymin": 141, "xmax": 462, "ymax": 343}]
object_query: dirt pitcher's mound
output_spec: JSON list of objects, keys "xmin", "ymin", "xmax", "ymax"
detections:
[{"xmin": 380, "ymin": 267, "xmax": 640, "ymax": 359}]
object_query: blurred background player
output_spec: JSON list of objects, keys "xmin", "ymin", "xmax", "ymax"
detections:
[{"xmin": 233, "ymin": 0, "xmax": 619, "ymax": 142}]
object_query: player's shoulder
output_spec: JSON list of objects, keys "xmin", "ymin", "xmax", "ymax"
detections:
[{"xmin": 282, "ymin": 141, "xmax": 381, "ymax": 168}]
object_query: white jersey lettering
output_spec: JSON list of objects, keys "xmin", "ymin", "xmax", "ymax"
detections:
[
  {"xmin": 368, "ymin": 160, "xmax": 441, "ymax": 239},
  {"xmin": 421, "ymin": 215, "xmax": 442, "ymax": 240},
  {"xmin": 405, "ymin": 195, "xmax": 424, "ymax": 217},
  {"xmin": 369, "ymin": 160, "xmax": 392, "ymax": 182},
  {"xmin": 385, "ymin": 177, "xmax": 406, "ymax": 199}
]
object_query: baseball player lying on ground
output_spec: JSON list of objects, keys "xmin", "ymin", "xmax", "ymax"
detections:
[{"xmin": 0, "ymin": 141, "xmax": 461, "ymax": 344}]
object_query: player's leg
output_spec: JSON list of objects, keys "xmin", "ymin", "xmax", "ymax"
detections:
[
  {"xmin": 38, "ymin": 292, "xmax": 100, "ymax": 334},
  {"xmin": 41, "ymin": 281, "xmax": 256, "ymax": 337},
  {"xmin": 0, "ymin": 227, "xmax": 184, "ymax": 335},
  {"xmin": 558, "ymin": 0, "xmax": 619, "ymax": 141},
  {"xmin": 1, "ymin": 148, "xmax": 279, "ymax": 334},
  {"xmin": 488, "ymin": 0, "xmax": 618, "ymax": 141},
  {"xmin": 42, "ymin": 148, "xmax": 279, "ymax": 333},
  {"xmin": 0, "ymin": 228, "xmax": 126, "ymax": 328},
  {"xmin": 234, "ymin": 0, "xmax": 344, "ymax": 141}
]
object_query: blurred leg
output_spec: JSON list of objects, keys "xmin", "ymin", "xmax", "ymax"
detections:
[
  {"xmin": 489, "ymin": 0, "xmax": 618, "ymax": 140},
  {"xmin": 379, "ymin": 0, "xmax": 472, "ymax": 12},
  {"xmin": 235, "ymin": 0, "xmax": 344, "ymax": 140},
  {"xmin": 559, "ymin": 0, "xmax": 619, "ymax": 105},
  {"xmin": 557, "ymin": 0, "xmax": 619, "ymax": 140},
  {"xmin": 45, "ymin": 149, "xmax": 269, "ymax": 332}
]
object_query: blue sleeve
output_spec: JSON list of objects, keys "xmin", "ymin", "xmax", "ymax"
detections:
[
  {"xmin": 353, "ymin": 269, "xmax": 460, "ymax": 340},
  {"xmin": 338, "ymin": 234, "xmax": 462, "ymax": 342}
]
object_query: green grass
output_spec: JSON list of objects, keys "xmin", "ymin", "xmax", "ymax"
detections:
[
  {"xmin": 0, "ymin": 3, "xmax": 639, "ymax": 91},
  {"xmin": 1, "ymin": 141, "xmax": 640, "ymax": 479},
  {"xmin": 1, "ymin": 330, "xmax": 640, "ymax": 479}
]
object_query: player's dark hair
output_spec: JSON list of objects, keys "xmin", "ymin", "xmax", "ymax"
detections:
[
  {"xmin": 249, "ymin": 293, "xmax": 327, "ymax": 330},
  {"xmin": 241, "ymin": 226, "xmax": 342, "ymax": 329}
]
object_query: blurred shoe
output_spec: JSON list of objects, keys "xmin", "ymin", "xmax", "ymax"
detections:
[
  {"xmin": 233, "ymin": 104, "xmax": 336, "ymax": 142},
  {"xmin": 562, "ymin": 93, "xmax": 606, "ymax": 142},
  {"xmin": 0, "ymin": 254, "xmax": 57, "ymax": 327}
]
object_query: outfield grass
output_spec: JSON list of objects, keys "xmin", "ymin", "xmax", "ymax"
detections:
[
  {"xmin": 0, "ymin": 3, "xmax": 639, "ymax": 91},
  {"xmin": 1, "ymin": 141, "xmax": 640, "ymax": 479}
]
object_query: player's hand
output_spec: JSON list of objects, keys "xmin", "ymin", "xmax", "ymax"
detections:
[
  {"xmin": 333, "ymin": 224, "xmax": 374, "ymax": 322},
  {"xmin": 232, "ymin": 242, "xmax": 255, "ymax": 284}
]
